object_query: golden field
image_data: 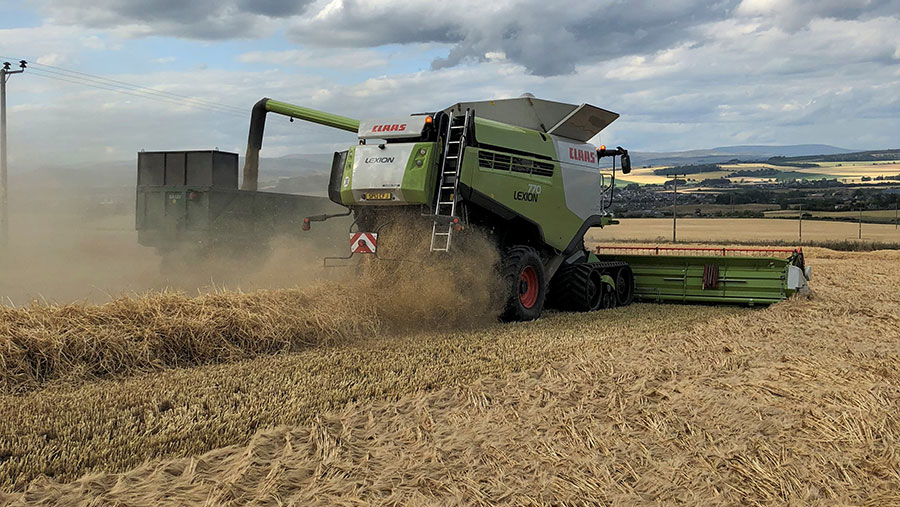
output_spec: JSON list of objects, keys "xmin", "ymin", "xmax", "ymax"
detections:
[
  {"xmin": 590, "ymin": 218, "xmax": 900, "ymax": 244},
  {"xmin": 765, "ymin": 209, "xmax": 900, "ymax": 222},
  {"xmin": 619, "ymin": 160, "xmax": 900, "ymax": 186},
  {"xmin": 1, "ymin": 247, "xmax": 900, "ymax": 504},
  {"xmin": 814, "ymin": 160, "xmax": 900, "ymax": 183}
]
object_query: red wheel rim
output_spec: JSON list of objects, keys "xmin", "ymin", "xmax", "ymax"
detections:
[{"xmin": 519, "ymin": 266, "xmax": 539, "ymax": 309}]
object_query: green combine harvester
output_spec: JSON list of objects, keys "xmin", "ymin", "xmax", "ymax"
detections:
[{"xmin": 136, "ymin": 95, "xmax": 811, "ymax": 320}]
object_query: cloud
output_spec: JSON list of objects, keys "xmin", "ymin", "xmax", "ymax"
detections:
[
  {"xmin": 33, "ymin": 0, "xmax": 900, "ymax": 76},
  {"xmin": 35, "ymin": 53, "xmax": 65, "ymax": 65},
  {"xmin": 4, "ymin": 0, "xmax": 899, "ymax": 169},
  {"xmin": 284, "ymin": 0, "xmax": 900, "ymax": 76},
  {"xmin": 288, "ymin": 0, "xmax": 742, "ymax": 76},
  {"xmin": 10, "ymin": 28, "xmax": 898, "ymax": 172},
  {"xmin": 238, "ymin": 48, "xmax": 389, "ymax": 69},
  {"xmin": 0, "ymin": 24, "xmax": 110, "ymax": 67},
  {"xmin": 736, "ymin": 0, "xmax": 900, "ymax": 30},
  {"xmin": 37, "ymin": 0, "xmax": 316, "ymax": 39},
  {"xmin": 80, "ymin": 35, "xmax": 108, "ymax": 50}
]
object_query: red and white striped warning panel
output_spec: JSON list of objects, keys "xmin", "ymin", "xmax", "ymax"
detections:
[{"xmin": 350, "ymin": 232, "xmax": 378, "ymax": 254}]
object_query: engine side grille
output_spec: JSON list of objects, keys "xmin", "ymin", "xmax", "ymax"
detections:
[{"xmin": 478, "ymin": 150, "xmax": 555, "ymax": 177}]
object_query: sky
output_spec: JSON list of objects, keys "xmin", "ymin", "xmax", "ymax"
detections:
[{"xmin": 1, "ymin": 0, "xmax": 899, "ymax": 168}]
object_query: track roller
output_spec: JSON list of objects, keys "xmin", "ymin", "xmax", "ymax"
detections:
[
  {"xmin": 548, "ymin": 261, "xmax": 634, "ymax": 312},
  {"xmin": 614, "ymin": 265, "xmax": 635, "ymax": 307}
]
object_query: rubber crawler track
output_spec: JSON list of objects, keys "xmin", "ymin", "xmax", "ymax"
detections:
[{"xmin": 548, "ymin": 261, "xmax": 633, "ymax": 312}]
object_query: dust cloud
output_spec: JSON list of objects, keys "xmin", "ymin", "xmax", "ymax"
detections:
[
  {"xmin": 0, "ymin": 177, "xmax": 504, "ymax": 331},
  {"xmin": 355, "ymin": 211, "xmax": 504, "ymax": 331},
  {"xmin": 0, "ymin": 186, "xmax": 341, "ymax": 305}
]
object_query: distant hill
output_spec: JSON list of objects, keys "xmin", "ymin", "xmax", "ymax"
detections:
[
  {"xmin": 711, "ymin": 145, "xmax": 855, "ymax": 157},
  {"xmin": 256, "ymin": 153, "xmax": 333, "ymax": 196},
  {"xmin": 769, "ymin": 149, "xmax": 900, "ymax": 163},
  {"xmin": 631, "ymin": 144, "xmax": 855, "ymax": 167},
  {"xmin": 265, "ymin": 153, "xmax": 334, "ymax": 177}
]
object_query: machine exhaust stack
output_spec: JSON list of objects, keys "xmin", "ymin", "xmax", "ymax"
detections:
[{"xmin": 241, "ymin": 98, "xmax": 361, "ymax": 191}]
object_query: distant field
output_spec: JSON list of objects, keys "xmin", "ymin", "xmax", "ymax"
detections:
[
  {"xmin": 692, "ymin": 203, "xmax": 779, "ymax": 213},
  {"xmin": 657, "ymin": 203, "xmax": 781, "ymax": 214},
  {"xmin": 623, "ymin": 160, "xmax": 900, "ymax": 186},
  {"xmin": 590, "ymin": 218, "xmax": 900, "ymax": 244},
  {"xmin": 765, "ymin": 209, "xmax": 900, "ymax": 223},
  {"xmin": 816, "ymin": 160, "xmax": 900, "ymax": 168},
  {"xmin": 616, "ymin": 168, "xmax": 684, "ymax": 186}
]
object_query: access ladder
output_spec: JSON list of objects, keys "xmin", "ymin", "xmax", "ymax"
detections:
[{"xmin": 430, "ymin": 109, "xmax": 471, "ymax": 252}]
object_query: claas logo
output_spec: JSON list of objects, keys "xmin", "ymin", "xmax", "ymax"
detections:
[
  {"xmin": 569, "ymin": 147, "xmax": 596, "ymax": 164},
  {"xmin": 371, "ymin": 123, "xmax": 407, "ymax": 133}
]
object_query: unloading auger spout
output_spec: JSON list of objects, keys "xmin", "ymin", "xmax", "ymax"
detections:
[{"xmin": 241, "ymin": 98, "xmax": 361, "ymax": 191}]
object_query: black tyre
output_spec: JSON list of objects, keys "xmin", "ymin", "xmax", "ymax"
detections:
[
  {"xmin": 615, "ymin": 266, "xmax": 635, "ymax": 307},
  {"xmin": 548, "ymin": 263, "xmax": 606, "ymax": 312},
  {"xmin": 500, "ymin": 246, "xmax": 547, "ymax": 321}
]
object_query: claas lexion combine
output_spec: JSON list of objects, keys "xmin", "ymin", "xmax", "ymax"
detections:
[{"xmin": 136, "ymin": 95, "xmax": 811, "ymax": 321}]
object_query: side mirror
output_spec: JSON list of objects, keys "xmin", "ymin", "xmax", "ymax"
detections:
[{"xmin": 621, "ymin": 152, "xmax": 631, "ymax": 174}]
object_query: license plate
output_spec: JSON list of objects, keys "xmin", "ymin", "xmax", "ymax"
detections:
[{"xmin": 364, "ymin": 192, "xmax": 392, "ymax": 200}]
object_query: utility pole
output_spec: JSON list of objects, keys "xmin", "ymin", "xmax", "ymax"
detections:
[
  {"xmin": 1, "ymin": 60, "xmax": 26, "ymax": 255},
  {"xmin": 668, "ymin": 174, "xmax": 684, "ymax": 243},
  {"xmin": 798, "ymin": 203, "xmax": 802, "ymax": 244},
  {"xmin": 895, "ymin": 199, "xmax": 897, "ymax": 230},
  {"xmin": 858, "ymin": 208, "xmax": 862, "ymax": 240}
]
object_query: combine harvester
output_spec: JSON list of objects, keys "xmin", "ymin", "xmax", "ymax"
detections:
[{"xmin": 136, "ymin": 95, "xmax": 810, "ymax": 320}]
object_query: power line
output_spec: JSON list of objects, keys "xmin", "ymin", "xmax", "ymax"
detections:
[
  {"xmin": 26, "ymin": 68, "xmax": 247, "ymax": 118},
  {"xmin": 0, "ymin": 55, "xmax": 248, "ymax": 118},
  {"xmin": 26, "ymin": 69, "xmax": 246, "ymax": 118},
  {"xmin": 0, "ymin": 56, "xmax": 246, "ymax": 114},
  {"xmin": 21, "ymin": 61, "xmax": 247, "ymax": 114},
  {"xmin": 0, "ymin": 55, "xmax": 337, "ymax": 136}
]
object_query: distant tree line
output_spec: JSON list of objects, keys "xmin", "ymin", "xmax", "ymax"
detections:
[
  {"xmin": 698, "ymin": 178, "xmax": 732, "ymax": 187},
  {"xmin": 771, "ymin": 149, "xmax": 900, "ymax": 163},
  {"xmin": 653, "ymin": 163, "xmax": 721, "ymax": 176},
  {"xmin": 662, "ymin": 178, "xmax": 687, "ymax": 189},
  {"xmin": 728, "ymin": 168, "xmax": 782, "ymax": 177},
  {"xmin": 766, "ymin": 158, "xmax": 818, "ymax": 168},
  {"xmin": 711, "ymin": 186, "xmax": 900, "ymax": 212}
]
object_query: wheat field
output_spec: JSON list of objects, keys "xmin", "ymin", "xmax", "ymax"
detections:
[
  {"xmin": 620, "ymin": 161, "xmax": 900, "ymax": 185},
  {"xmin": 1, "ymin": 246, "xmax": 899, "ymax": 505},
  {"xmin": 765, "ymin": 209, "xmax": 900, "ymax": 222}
]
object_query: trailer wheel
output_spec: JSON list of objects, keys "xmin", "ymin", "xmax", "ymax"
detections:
[
  {"xmin": 501, "ymin": 246, "xmax": 546, "ymax": 322},
  {"xmin": 615, "ymin": 266, "xmax": 635, "ymax": 307}
]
